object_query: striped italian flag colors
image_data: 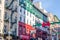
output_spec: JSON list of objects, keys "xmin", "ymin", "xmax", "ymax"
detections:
[{"xmin": 35, "ymin": 19, "xmax": 50, "ymax": 27}]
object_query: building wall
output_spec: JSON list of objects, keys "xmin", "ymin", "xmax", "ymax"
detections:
[
  {"xmin": 17, "ymin": 0, "xmax": 50, "ymax": 40},
  {"xmin": 0, "ymin": 0, "xmax": 51, "ymax": 40},
  {"xmin": 47, "ymin": 13, "xmax": 55, "ymax": 40},
  {"xmin": 0, "ymin": 0, "xmax": 5, "ymax": 40},
  {"xmin": 53, "ymin": 15, "xmax": 60, "ymax": 40},
  {"xmin": 47, "ymin": 12, "xmax": 60, "ymax": 40},
  {"xmin": 0, "ymin": 0, "xmax": 5, "ymax": 34},
  {"xmin": 3, "ymin": 0, "xmax": 18, "ymax": 40},
  {"xmin": 18, "ymin": 5, "xmax": 37, "ymax": 37}
]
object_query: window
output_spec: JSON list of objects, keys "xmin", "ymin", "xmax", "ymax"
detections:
[
  {"xmin": 15, "ymin": 5, "xmax": 17, "ymax": 12},
  {"xmin": 30, "ymin": 21, "xmax": 31, "ymax": 25},
  {"xmin": 0, "ymin": 0, "xmax": 1, "ymax": 4},
  {"xmin": 20, "ymin": 7, "xmax": 22, "ymax": 12},
  {"xmin": 20, "ymin": 16, "xmax": 22, "ymax": 21},
  {"xmin": 13, "ymin": 27, "xmax": 17, "ymax": 35},
  {"xmin": 43, "ymin": 15, "xmax": 47, "ymax": 22},
  {"xmin": 19, "ymin": 26, "xmax": 23, "ymax": 34},
  {"xmin": 27, "ymin": 20, "xmax": 28, "ymax": 24},
  {"xmin": 12, "ymin": 24, "xmax": 17, "ymax": 36},
  {"xmin": 33, "ymin": 17, "xmax": 34, "ymax": 21},
  {"xmin": 15, "ymin": 17, "xmax": 17, "ymax": 22},
  {"xmin": 4, "ymin": 12, "xmax": 8, "ymax": 19},
  {"xmin": 4, "ymin": 25, "xmax": 8, "ymax": 34},
  {"xmin": 19, "ymin": 27, "xmax": 22, "ymax": 31},
  {"xmin": 19, "ymin": 25, "xmax": 22, "ymax": 32},
  {"xmin": 23, "ymin": 27, "xmax": 26, "ymax": 34},
  {"xmin": 24, "ymin": 18, "xmax": 25, "ymax": 23}
]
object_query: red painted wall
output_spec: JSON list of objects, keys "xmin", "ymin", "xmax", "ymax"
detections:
[{"xmin": 18, "ymin": 21, "xmax": 35, "ymax": 39}]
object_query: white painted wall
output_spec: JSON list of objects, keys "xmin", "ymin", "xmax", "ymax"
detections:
[{"xmin": 0, "ymin": 0, "xmax": 5, "ymax": 34}]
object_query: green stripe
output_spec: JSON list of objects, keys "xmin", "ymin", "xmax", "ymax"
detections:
[
  {"xmin": 51, "ymin": 22, "xmax": 60, "ymax": 25},
  {"xmin": 19, "ymin": 0, "xmax": 43, "ymax": 20},
  {"xmin": 55, "ymin": 32, "xmax": 60, "ymax": 34}
]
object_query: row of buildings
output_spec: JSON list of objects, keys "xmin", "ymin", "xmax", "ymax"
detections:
[{"xmin": 0, "ymin": 0, "xmax": 60, "ymax": 40}]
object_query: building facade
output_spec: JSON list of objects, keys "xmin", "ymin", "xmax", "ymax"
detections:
[
  {"xmin": 0, "ymin": 0, "xmax": 5, "ymax": 40},
  {"xmin": 4, "ymin": 0, "xmax": 18, "ymax": 40},
  {"xmin": 17, "ymin": 0, "xmax": 50, "ymax": 40},
  {"xmin": 0, "ymin": 0, "xmax": 18, "ymax": 40},
  {"xmin": 53, "ymin": 15, "xmax": 60, "ymax": 40},
  {"xmin": 46, "ymin": 12, "xmax": 60, "ymax": 40},
  {"xmin": 0, "ymin": 0, "xmax": 58, "ymax": 40},
  {"xmin": 47, "ymin": 13, "xmax": 55, "ymax": 40}
]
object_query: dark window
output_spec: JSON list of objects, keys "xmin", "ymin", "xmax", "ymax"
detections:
[
  {"xmin": 15, "ymin": 6, "xmax": 17, "ymax": 12},
  {"xmin": 33, "ymin": 17, "xmax": 34, "ymax": 21},
  {"xmin": 24, "ymin": 18, "xmax": 25, "ymax": 23},
  {"xmin": 20, "ymin": 7, "xmax": 22, "ymax": 12},
  {"xmin": 4, "ymin": 12, "xmax": 8, "ymax": 19},
  {"xmin": 27, "ymin": 20, "xmax": 28, "ymax": 24},
  {"xmin": 12, "ymin": 24, "xmax": 17, "ymax": 36},
  {"xmin": 43, "ymin": 15, "xmax": 47, "ymax": 22},
  {"xmin": 4, "ymin": 25, "xmax": 7, "ymax": 34},
  {"xmin": 15, "ymin": 17, "xmax": 17, "ymax": 22},
  {"xmin": 30, "ymin": 21, "xmax": 31, "ymax": 25},
  {"xmin": 20, "ymin": 16, "xmax": 22, "ymax": 21}
]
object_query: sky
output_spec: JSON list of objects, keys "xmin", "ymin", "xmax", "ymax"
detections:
[{"xmin": 34, "ymin": 0, "xmax": 60, "ymax": 19}]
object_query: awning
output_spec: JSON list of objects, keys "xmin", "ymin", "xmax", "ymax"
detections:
[{"xmin": 18, "ymin": 21, "xmax": 36, "ymax": 34}]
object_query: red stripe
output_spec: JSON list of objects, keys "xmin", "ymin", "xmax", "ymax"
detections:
[{"xmin": 42, "ymin": 21, "xmax": 50, "ymax": 27}]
